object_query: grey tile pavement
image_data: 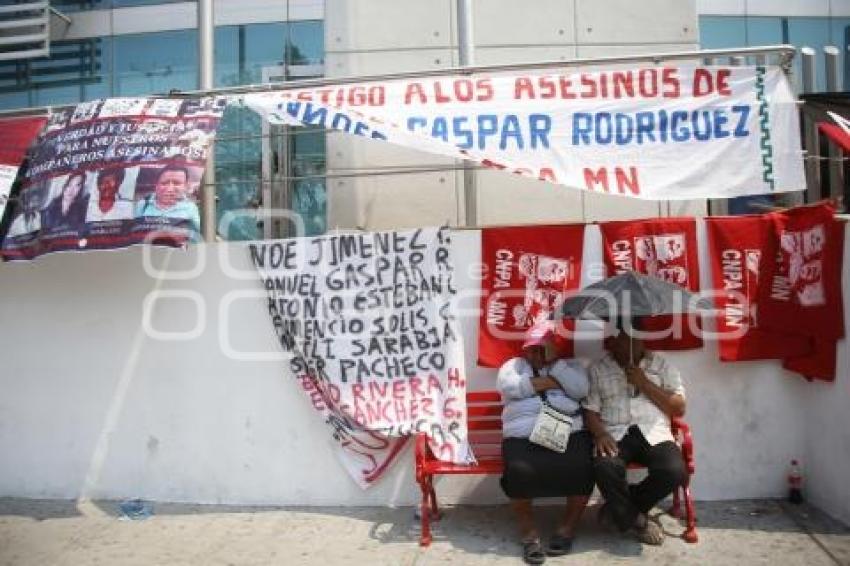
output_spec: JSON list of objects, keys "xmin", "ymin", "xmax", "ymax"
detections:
[{"xmin": 0, "ymin": 498, "xmax": 847, "ymax": 565}]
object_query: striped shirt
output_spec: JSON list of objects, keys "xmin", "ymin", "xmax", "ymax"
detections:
[{"xmin": 583, "ymin": 351, "xmax": 685, "ymax": 446}]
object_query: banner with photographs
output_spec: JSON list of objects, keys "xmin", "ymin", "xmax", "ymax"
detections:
[
  {"xmin": 1, "ymin": 97, "xmax": 226, "ymax": 260},
  {"xmin": 249, "ymin": 227, "xmax": 473, "ymax": 488},
  {"xmin": 0, "ymin": 116, "xmax": 47, "ymax": 221}
]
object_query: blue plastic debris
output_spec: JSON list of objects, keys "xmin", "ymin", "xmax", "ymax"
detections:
[{"xmin": 118, "ymin": 499, "xmax": 154, "ymax": 520}]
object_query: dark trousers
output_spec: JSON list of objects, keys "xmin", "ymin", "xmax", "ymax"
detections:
[{"xmin": 594, "ymin": 425, "xmax": 686, "ymax": 531}]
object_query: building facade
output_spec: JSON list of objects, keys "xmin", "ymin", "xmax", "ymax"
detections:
[{"xmin": 0, "ymin": 0, "xmax": 846, "ymax": 237}]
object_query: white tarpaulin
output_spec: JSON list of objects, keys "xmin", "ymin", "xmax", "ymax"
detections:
[
  {"xmin": 248, "ymin": 227, "xmax": 473, "ymax": 488},
  {"xmin": 242, "ymin": 64, "xmax": 805, "ymax": 200}
]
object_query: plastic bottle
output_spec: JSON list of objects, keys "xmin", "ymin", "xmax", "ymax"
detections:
[{"xmin": 787, "ymin": 459, "xmax": 803, "ymax": 504}]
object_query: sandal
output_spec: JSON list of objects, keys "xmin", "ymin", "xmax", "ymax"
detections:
[
  {"xmin": 521, "ymin": 540, "xmax": 546, "ymax": 565},
  {"xmin": 634, "ymin": 519, "xmax": 665, "ymax": 546},
  {"xmin": 545, "ymin": 534, "xmax": 573, "ymax": 556}
]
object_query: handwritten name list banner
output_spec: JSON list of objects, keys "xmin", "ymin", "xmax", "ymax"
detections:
[{"xmin": 249, "ymin": 227, "xmax": 473, "ymax": 488}]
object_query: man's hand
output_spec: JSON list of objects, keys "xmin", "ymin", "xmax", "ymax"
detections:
[
  {"xmin": 593, "ymin": 432, "xmax": 619, "ymax": 458},
  {"xmin": 624, "ymin": 365, "xmax": 646, "ymax": 387}
]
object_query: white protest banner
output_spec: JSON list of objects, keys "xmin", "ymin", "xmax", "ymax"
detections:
[
  {"xmin": 242, "ymin": 65, "xmax": 804, "ymax": 200},
  {"xmin": 248, "ymin": 227, "xmax": 473, "ymax": 488}
]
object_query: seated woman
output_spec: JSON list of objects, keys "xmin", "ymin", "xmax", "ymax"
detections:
[{"xmin": 498, "ymin": 324, "xmax": 593, "ymax": 564}]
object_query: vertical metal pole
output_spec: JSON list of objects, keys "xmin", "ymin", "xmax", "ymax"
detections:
[
  {"xmin": 801, "ymin": 47, "xmax": 820, "ymax": 204},
  {"xmin": 824, "ymin": 46, "xmax": 844, "ymax": 200},
  {"xmin": 199, "ymin": 0, "xmax": 216, "ymax": 241},
  {"xmin": 458, "ymin": 0, "xmax": 477, "ymax": 226}
]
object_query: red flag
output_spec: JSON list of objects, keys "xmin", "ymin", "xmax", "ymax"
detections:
[
  {"xmin": 0, "ymin": 116, "xmax": 46, "ymax": 165},
  {"xmin": 776, "ymin": 219, "xmax": 846, "ymax": 381},
  {"xmin": 478, "ymin": 224, "xmax": 584, "ymax": 367},
  {"xmin": 758, "ymin": 203, "xmax": 844, "ymax": 341},
  {"xmin": 783, "ymin": 338, "xmax": 838, "ymax": 382},
  {"xmin": 0, "ymin": 116, "xmax": 46, "ymax": 218},
  {"xmin": 705, "ymin": 215, "xmax": 810, "ymax": 361},
  {"xmin": 599, "ymin": 218, "xmax": 702, "ymax": 350}
]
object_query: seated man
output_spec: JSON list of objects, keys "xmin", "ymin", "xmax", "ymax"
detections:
[{"xmin": 583, "ymin": 317, "xmax": 687, "ymax": 545}]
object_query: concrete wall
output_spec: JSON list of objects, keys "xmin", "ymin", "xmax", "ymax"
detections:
[
  {"xmin": 697, "ymin": 0, "xmax": 850, "ymax": 17},
  {"xmin": 1, "ymin": 226, "xmax": 846, "ymax": 518},
  {"xmin": 324, "ymin": 0, "xmax": 706, "ymax": 231},
  {"xmin": 802, "ymin": 230, "xmax": 850, "ymax": 525}
]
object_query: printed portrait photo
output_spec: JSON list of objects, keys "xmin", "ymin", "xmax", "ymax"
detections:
[{"xmin": 86, "ymin": 166, "xmax": 138, "ymax": 223}]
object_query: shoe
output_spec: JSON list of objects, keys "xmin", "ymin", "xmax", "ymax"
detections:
[
  {"xmin": 545, "ymin": 534, "xmax": 573, "ymax": 556},
  {"xmin": 521, "ymin": 539, "xmax": 546, "ymax": 564}
]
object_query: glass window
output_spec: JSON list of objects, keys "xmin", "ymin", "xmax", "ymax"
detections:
[
  {"xmin": 50, "ymin": 0, "xmax": 184, "ymax": 10},
  {"xmin": 82, "ymin": 37, "xmax": 113, "ymax": 102},
  {"xmin": 291, "ymin": 128, "xmax": 326, "ymax": 237},
  {"xmin": 31, "ymin": 85, "xmax": 81, "ymax": 106},
  {"xmin": 288, "ymin": 21, "xmax": 324, "ymax": 66},
  {"xmin": 0, "ymin": 38, "xmax": 107, "ymax": 109},
  {"xmin": 788, "ymin": 18, "xmax": 831, "ymax": 92},
  {"xmin": 215, "ymin": 106, "xmax": 264, "ymax": 241},
  {"xmin": 0, "ymin": 92, "xmax": 31, "ymax": 112},
  {"xmin": 215, "ymin": 23, "xmax": 287, "ymax": 88},
  {"xmin": 698, "ymin": 16, "xmax": 746, "ymax": 49},
  {"xmin": 111, "ymin": 0, "xmax": 184, "ymax": 6},
  {"xmin": 745, "ymin": 17, "xmax": 783, "ymax": 47},
  {"xmin": 213, "ymin": 21, "xmax": 326, "ymax": 240},
  {"xmin": 49, "ymin": 0, "xmax": 109, "ymax": 12},
  {"xmin": 113, "ymin": 30, "xmax": 198, "ymax": 96}
]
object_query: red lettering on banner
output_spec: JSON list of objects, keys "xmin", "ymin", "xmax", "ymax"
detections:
[
  {"xmin": 612, "ymin": 71, "xmax": 634, "ymax": 98},
  {"xmin": 420, "ymin": 398, "xmax": 435, "ymax": 417},
  {"xmin": 392, "ymin": 379, "xmax": 406, "ymax": 399},
  {"xmin": 405, "ymin": 83, "xmax": 427, "ymax": 104},
  {"xmin": 558, "ymin": 76, "xmax": 577, "ymax": 99},
  {"xmin": 342, "ymin": 375, "xmax": 461, "ymax": 427},
  {"xmin": 584, "ymin": 167, "xmax": 609, "ymax": 192},
  {"xmin": 693, "ymin": 68, "xmax": 733, "ymax": 97},
  {"xmin": 512, "ymin": 69, "xmax": 682, "ymax": 101},
  {"xmin": 352, "ymin": 382, "xmax": 366, "ymax": 404},
  {"xmin": 580, "ymin": 73, "xmax": 600, "ymax": 98},
  {"xmin": 405, "ymin": 78, "xmax": 495, "ymax": 104},
  {"xmin": 370, "ymin": 381, "xmax": 389, "ymax": 400},
  {"xmin": 434, "ymin": 82, "xmax": 452, "ymax": 103},
  {"xmin": 663, "ymin": 68, "xmax": 681, "ymax": 98},
  {"xmin": 584, "ymin": 167, "xmax": 640, "ymax": 195},
  {"xmin": 478, "ymin": 157, "xmax": 558, "ymax": 183},
  {"xmin": 447, "ymin": 367, "xmax": 464, "ymax": 388},
  {"xmin": 409, "ymin": 376, "xmax": 425, "ymax": 399},
  {"xmin": 638, "ymin": 69, "xmax": 659, "ymax": 97},
  {"xmin": 294, "ymin": 86, "xmax": 386, "ymax": 107},
  {"xmin": 514, "ymin": 77, "xmax": 535, "ymax": 99},
  {"xmin": 428, "ymin": 374, "xmax": 443, "ymax": 395},
  {"xmin": 717, "ymin": 69, "xmax": 731, "ymax": 95},
  {"xmin": 539, "ymin": 168, "xmax": 557, "ymax": 182}
]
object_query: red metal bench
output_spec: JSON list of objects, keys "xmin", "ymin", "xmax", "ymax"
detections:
[{"xmin": 415, "ymin": 390, "xmax": 697, "ymax": 546}]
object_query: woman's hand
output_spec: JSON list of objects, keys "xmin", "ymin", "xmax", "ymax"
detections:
[{"xmin": 531, "ymin": 376, "xmax": 560, "ymax": 393}]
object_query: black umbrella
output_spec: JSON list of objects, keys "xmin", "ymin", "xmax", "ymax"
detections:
[
  {"xmin": 553, "ymin": 271, "xmax": 710, "ymax": 363},
  {"xmin": 555, "ymin": 271, "xmax": 709, "ymax": 321}
]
